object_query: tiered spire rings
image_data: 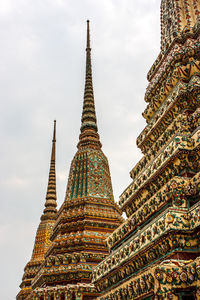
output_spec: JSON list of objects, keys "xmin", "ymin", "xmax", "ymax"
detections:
[
  {"xmin": 41, "ymin": 120, "xmax": 57, "ymax": 221},
  {"xmin": 78, "ymin": 20, "xmax": 102, "ymax": 150}
]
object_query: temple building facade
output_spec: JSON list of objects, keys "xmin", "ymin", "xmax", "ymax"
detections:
[
  {"xmin": 17, "ymin": 21, "xmax": 122, "ymax": 300},
  {"xmin": 92, "ymin": 0, "xmax": 200, "ymax": 299}
]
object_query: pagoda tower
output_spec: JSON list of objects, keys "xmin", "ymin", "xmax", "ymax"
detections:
[
  {"xmin": 93, "ymin": 1, "xmax": 200, "ymax": 299},
  {"xmin": 17, "ymin": 121, "xmax": 58, "ymax": 300},
  {"xmin": 23, "ymin": 21, "xmax": 122, "ymax": 300}
]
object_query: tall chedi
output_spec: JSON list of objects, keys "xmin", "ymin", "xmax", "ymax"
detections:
[
  {"xmin": 27, "ymin": 21, "xmax": 122, "ymax": 300},
  {"xmin": 17, "ymin": 121, "xmax": 57, "ymax": 300},
  {"xmin": 93, "ymin": 1, "xmax": 200, "ymax": 299}
]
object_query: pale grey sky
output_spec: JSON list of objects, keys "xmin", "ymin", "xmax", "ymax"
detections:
[{"xmin": 0, "ymin": 0, "xmax": 161, "ymax": 299}]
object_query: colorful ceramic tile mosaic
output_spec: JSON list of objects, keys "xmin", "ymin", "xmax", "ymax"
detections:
[{"xmin": 93, "ymin": 1, "xmax": 200, "ymax": 299}]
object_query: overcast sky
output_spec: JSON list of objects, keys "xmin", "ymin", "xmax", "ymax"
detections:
[{"xmin": 0, "ymin": 0, "xmax": 161, "ymax": 299}]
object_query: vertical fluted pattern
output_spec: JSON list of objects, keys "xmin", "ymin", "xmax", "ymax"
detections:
[{"xmin": 41, "ymin": 120, "xmax": 57, "ymax": 220}]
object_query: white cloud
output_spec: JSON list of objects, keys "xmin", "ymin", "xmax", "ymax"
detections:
[
  {"xmin": 1, "ymin": 176, "xmax": 28, "ymax": 189},
  {"xmin": 0, "ymin": 0, "xmax": 14, "ymax": 15}
]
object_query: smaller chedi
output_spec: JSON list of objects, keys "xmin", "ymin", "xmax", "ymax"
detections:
[
  {"xmin": 92, "ymin": 1, "xmax": 200, "ymax": 299},
  {"xmin": 17, "ymin": 21, "xmax": 123, "ymax": 300},
  {"xmin": 17, "ymin": 120, "xmax": 58, "ymax": 300}
]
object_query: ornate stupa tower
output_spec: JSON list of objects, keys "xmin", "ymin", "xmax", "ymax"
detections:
[
  {"xmin": 20, "ymin": 21, "xmax": 122, "ymax": 300},
  {"xmin": 17, "ymin": 121, "xmax": 57, "ymax": 300},
  {"xmin": 93, "ymin": 1, "xmax": 200, "ymax": 299}
]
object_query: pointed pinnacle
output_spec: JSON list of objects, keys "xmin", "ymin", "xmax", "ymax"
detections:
[
  {"xmin": 86, "ymin": 20, "xmax": 90, "ymax": 49},
  {"xmin": 41, "ymin": 121, "xmax": 57, "ymax": 221},
  {"xmin": 78, "ymin": 20, "xmax": 102, "ymax": 150},
  {"xmin": 51, "ymin": 120, "xmax": 56, "ymax": 161},
  {"xmin": 53, "ymin": 120, "xmax": 56, "ymax": 141}
]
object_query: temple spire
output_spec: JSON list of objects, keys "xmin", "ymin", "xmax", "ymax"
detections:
[
  {"xmin": 78, "ymin": 20, "xmax": 102, "ymax": 150},
  {"xmin": 41, "ymin": 120, "xmax": 57, "ymax": 220}
]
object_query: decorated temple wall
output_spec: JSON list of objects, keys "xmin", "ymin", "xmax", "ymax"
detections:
[
  {"xmin": 120, "ymin": 124, "xmax": 200, "ymax": 216},
  {"xmin": 93, "ymin": 199, "xmax": 200, "ymax": 283},
  {"xmin": 29, "ymin": 284, "xmax": 97, "ymax": 300},
  {"xmin": 96, "ymin": 257, "xmax": 200, "ymax": 300},
  {"xmin": 107, "ymin": 166, "xmax": 200, "ymax": 251},
  {"xmin": 161, "ymin": 0, "xmax": 200, "ymax": 52},
  {"xmin": 93, "ymin": 2, "xmax": 200, "ymax": 299},
  {"xmin": 146, "ymin": 29, "xmax": 200, "ymax": 104}
]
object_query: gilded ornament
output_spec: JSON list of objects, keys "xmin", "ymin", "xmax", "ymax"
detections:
[
  {"xmin": 155, "ymin": 269, "xmax": 163, "ymax": 281},
  {"xmin": 166, "ymin": 213, "xmax": 174, "ymax": 223},
  {"xmin": 166, "ymin": 275, "xmax": 173, "ymax": 283},
  {"xmin": 180, "ymin": 271, "xmax": 188, "ymax": 282}
]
